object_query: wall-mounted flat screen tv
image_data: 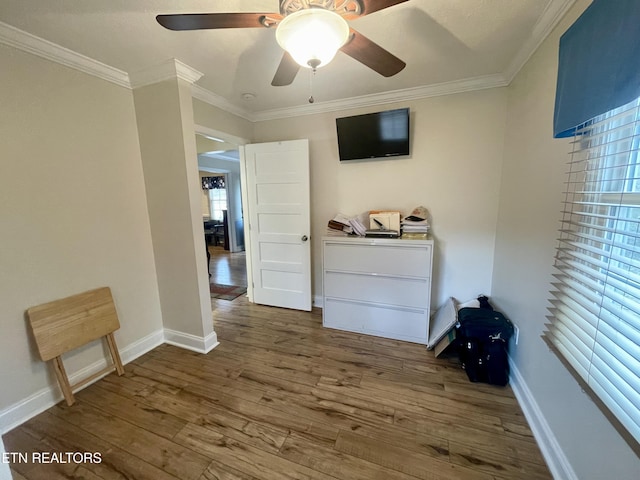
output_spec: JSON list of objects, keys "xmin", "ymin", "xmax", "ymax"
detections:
[{"xmin": 336, "ymin": 107, "xmax": 410, "ymax": 161}]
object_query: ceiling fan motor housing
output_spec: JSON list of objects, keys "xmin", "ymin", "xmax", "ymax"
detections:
[
  {"xmin": 279, "ymin": 0, "xmax": 362, "ymax": 17},
  {"xmin": 275, "ymin": 8, "xmax": 350, "ymax": 69}
]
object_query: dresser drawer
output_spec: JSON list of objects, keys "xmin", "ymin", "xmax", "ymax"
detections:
[
  {"xmin": 322, "ymin": 237, "xmax": 433, "ymax": 344},
  {"xmin": 324, "ymin": 271, "xmax": 429, "ymax": 309},
  {"xmin": 323, "ymin": 298, "xmax": 428, "ymax": 344},
  {"xmin": 324, "ymin": 243, "xmax": 431, "ymax": 277}
]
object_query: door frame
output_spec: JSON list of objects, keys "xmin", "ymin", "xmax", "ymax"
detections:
[
  {"xmin": 194, "ymin": 125, "xmax": 255, "ymax": 299},
  {"xmin": 238, "ymin": 144, "xmax": 253, "ymax": 302},
  {"xmin": 193, "ymin": 128, "xmax": 310, "ymax": 308}
]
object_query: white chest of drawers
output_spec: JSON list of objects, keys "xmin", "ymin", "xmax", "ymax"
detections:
[{"xmin": 322, "ymin": 237, "xmax": 433, "ymax": 344}]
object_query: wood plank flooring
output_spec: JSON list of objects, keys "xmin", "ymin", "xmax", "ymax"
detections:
[
  {"xmin": 208, "ymin": 245, "xmax": 247, "ymax": 287},
  {"xmin": 3, "ymin": 296, "xmax": 551, "ymax": 479}
]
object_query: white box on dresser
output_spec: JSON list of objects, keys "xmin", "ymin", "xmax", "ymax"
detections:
[{"xmin": 322, "ymin": 236, "xmax": 433, "ymax": 344}]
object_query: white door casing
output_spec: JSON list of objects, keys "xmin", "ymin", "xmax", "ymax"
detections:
[{"xmin": 242, "ymin": 139, "xmax": 311, "ymax": 311}]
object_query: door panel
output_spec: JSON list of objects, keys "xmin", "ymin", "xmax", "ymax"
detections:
[{"xmin": 243, "ymin": 140, "xmax": 311, "ymax": 311}]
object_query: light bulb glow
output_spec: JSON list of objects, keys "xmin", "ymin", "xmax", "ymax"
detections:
[{"xmin": 276, "ymin": 9, "xmax": 349, "ymax": 69}]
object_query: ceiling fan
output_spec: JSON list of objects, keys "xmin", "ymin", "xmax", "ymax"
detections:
[{"xmin": 156, "ymin": 0, "xmax": 408, "ymax": 87}]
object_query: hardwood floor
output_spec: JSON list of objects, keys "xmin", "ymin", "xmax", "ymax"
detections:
[
  {"xmin": 208, "ymin": 245, "xmax": 247, "ymax": 286},
  {"xmin": 4, "ymin": 296, "xmax": 551, "ymax": 480}
]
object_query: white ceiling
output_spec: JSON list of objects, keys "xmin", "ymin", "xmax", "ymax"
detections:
[{"xmin": 0, "ymin": 0, "xmax": 575, "ymax": 119}]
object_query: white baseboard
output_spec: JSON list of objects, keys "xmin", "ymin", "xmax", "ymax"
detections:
[
  {"xmin": 163, "ymin": 329, "xmax": 219, "ymax": 354},
  {"xmin": 0, "ymin": 326, "xmax": 220, "ymax": 435},
  {"xmin": 0, "ymin": 329, "xmax": 164, "ymax": 435},
  {"xmin": 509, "ymin": 358, "xmax": 578, "ymax": 480},
  {"xmin": 203, "ymin": 331, "xmax": 219, "ymax": 353}
]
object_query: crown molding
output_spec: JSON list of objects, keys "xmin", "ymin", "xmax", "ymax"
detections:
[
  {"xmin": 130, "ymin": 58, "xmax": 203, "ymax": 89},
  {"xmin": 191, "ymin": 84, "xmax": 253, "ymax": 121},
  {"xmin": 249, "ymin": 73, "xmax": 509, "ymax": 122},
  {"xmin": 503, "ymin": 0, "xmax": 577, "ymax": 83},
  {"xmin": 1, "ymin": 0, "xmax": 576, "ymax": 124},
  {"xmin": 0, "ymin": 21, "xmax": 204, "ymax": 91},
  {"xmin": 0, "ymin": 20, "xmax": 130, "ymax": 88}
]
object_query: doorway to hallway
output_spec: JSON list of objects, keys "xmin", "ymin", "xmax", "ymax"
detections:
[{"xmin": 207, "ymin": 244, "xmax": 247, "ymax": 287}]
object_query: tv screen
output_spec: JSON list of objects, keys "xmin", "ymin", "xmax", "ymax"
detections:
[{"xmin": 336, "ymin": 108, "xmax": 410, "ymax": 161}]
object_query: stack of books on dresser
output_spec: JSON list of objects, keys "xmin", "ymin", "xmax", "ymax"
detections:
[
  {"xmin": 401, "ymin": 206, "xmax": 430, "ymax": 239},
  {"xmin": 401, "ymin": 219, "xmax": 430, "ymax": 238}
]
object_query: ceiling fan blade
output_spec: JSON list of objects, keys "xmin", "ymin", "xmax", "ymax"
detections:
[
  {"xmin": 271, "ymin": 52, "xmax": 301, "ymax": 86},
  {"xmin": 156, "ymin": 13, "xmax": 281, "ymax": 31},
  {"xmin": 340, "ymin": 29, "xmax": 406, "ymax": 77},
  {"xmin": 359, "ymin": 0, "xmax": 409, "ymax": 16}
]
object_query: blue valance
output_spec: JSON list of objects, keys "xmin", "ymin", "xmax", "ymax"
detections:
[{"xmin": 553, "ymin": 0, "xmax": 640, "ymax": 138}]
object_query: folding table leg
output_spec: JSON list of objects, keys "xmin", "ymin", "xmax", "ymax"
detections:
[
  {"xmin": 106, "ymin": 333, "xmax": 124, "ymax": 376},
  {"xmin": 52, "ymin": 356, "xmax": 75, "ymax": 406}
]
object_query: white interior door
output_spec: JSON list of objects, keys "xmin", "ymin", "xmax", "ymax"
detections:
[{"xmin": 243, "ymin": 139, "xmax": 311, "ymax": 311}]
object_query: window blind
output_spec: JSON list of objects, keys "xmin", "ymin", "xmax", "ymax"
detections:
[{"xmin": 545, "ymin": 97, "xmax": 640, "ymax": 453}]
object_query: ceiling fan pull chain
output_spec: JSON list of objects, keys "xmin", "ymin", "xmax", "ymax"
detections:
[{"xmin": 308, "ymin": 68, "xmax": 316, "ymax": 104}]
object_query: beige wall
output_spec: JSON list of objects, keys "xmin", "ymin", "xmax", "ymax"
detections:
[
  {"xmin": 0, "ymin": 45, "xmax": 162, "ymax": 417},
  {"xmin": 192, "ymin": 99, "xmax": 253, "ymax": 142},
  {"xmin": 254, "ymin": 89, "xmax": 508, "ymax": 307},
  {"xmin": 492, "ymin": 0, "xmax": 639, "ymax": 477}
]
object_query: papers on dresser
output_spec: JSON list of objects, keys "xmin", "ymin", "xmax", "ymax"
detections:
[
  {"xmin": 349, "ymin": 212, "xmax": 368, "ymax": 236},
  {"xmin": 327, "ymin": 215, "xmax": 352, "ymax": 236},
  {"xmin": 401, "ymin": 218, "xmax": 430, "ymax": 233},
  {"xmin": 326, "ymin": 212, "xmax": 368, "ymax": 237}
]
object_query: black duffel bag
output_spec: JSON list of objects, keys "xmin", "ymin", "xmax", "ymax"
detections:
[{"xmin": 457, "ymin": 307, "xmax": 514, "ymax": 386}]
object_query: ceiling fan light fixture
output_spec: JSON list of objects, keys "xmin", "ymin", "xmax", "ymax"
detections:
[{"xmin": 276, "ymin": 9, "xmax": 349, "ymax": 69}]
